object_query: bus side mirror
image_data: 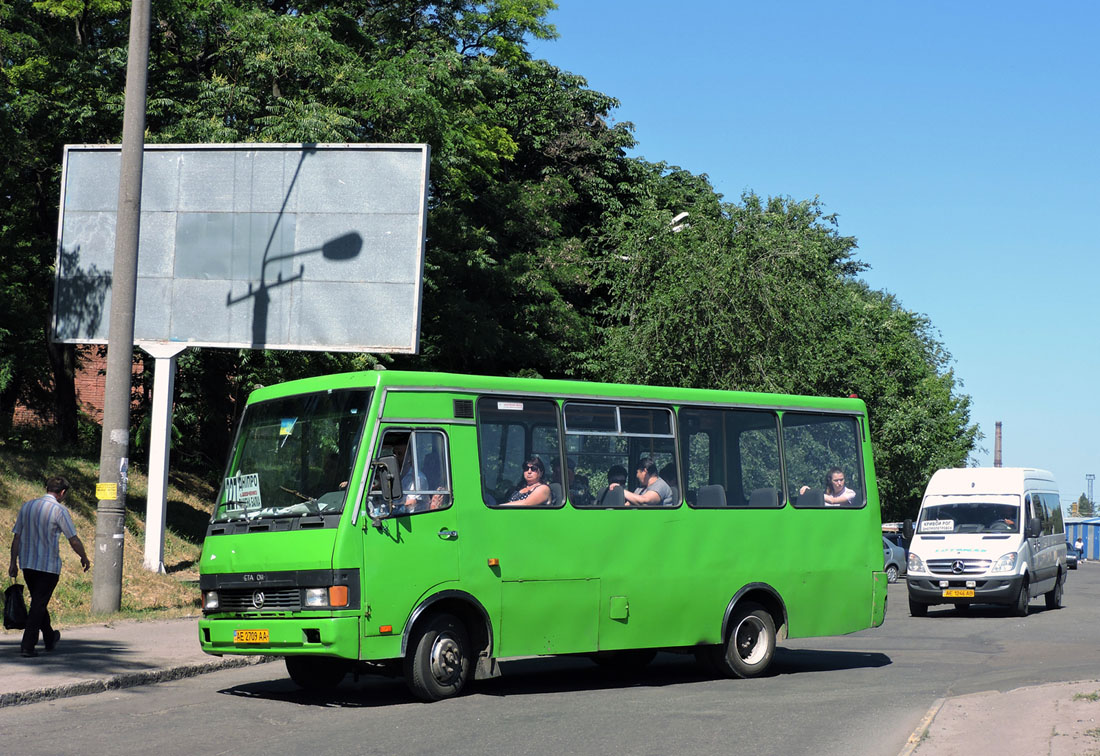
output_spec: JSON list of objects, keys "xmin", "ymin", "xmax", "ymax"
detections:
[
  {"xmin": 902, "ymin": 519, "xmax": 914, "ymax": 544},
  {"xmin": 371, "ymin": 455, "xmax": 404, "ymax": 510},
  {"xmin": 1026, "ymin": 517, "xmax": 1042, "ymax": 539}
]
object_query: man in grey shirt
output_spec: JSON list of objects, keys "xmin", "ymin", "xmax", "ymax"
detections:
[{"xmin": 620, "ymin": 457, "xmax": 675, "ymax": 507}]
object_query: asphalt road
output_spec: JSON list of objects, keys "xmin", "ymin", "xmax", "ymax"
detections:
[{"xmin": 5, "ymin": 568, "xmax": 1099, "ymax": 756}]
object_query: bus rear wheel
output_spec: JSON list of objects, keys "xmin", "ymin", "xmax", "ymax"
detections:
[
  {"xmin": 404, "ymin": 613, "xmax": 472, "ymax": 702},
  {"xmin": 285, "ymin": 656, "xmax": 347, "ymax": 692},
  {"xmin": 1044, "ymin": 573, "xmax": 1063, "ymax": 610},
  {"xmin": 711, "ymin": 602, "xmax": 775, "ymax": 679}
]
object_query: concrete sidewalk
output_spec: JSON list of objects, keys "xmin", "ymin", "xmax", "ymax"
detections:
[
  {"xmin": 903, "ymin": 679, "xmax": 1100, "ymax": 756},
  {"xmin": 0, "ymin": 617, "xmax": 270, "ymax": 707}
]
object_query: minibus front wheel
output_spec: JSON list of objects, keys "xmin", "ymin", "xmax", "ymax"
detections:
[
  {"xmin": 1012, "ymin": 578, "xmax": 1030, "ymax": 617},
  {"xmin": 405, "ymin": 612, "xmax": 472, "ymax": 702},
  {"xmin": 285, "ymin": 655, "xmax": 347, "ymax": 691}
]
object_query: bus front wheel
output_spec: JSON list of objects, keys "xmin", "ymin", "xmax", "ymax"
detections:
[
  {"xmin": 1013, "ymin": 578, "xmax": 1030, "ymax": 617},
  {"xmin": 405, "ymin": 612, "xmax": 472, "ymax": 702},
  {"xmin": 711, "ymin": 602, "xmax": 775, "ymax": 679},
  {"xmin": 285, "ymin": 656, "xmax": 347, "ymax": 692}
]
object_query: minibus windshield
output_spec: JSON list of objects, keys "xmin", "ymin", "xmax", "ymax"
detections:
[
  {"xmin": 918, "ymin": 501, "xmax": 1021, "ymax": 534},
  {"xmin": 212, "ymin": 389, "xmax": 371, "ymax": 523}
]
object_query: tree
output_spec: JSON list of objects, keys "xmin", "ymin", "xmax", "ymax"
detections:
[
  {"xmin": 2, "ymin": 0, "xmax": 980, "ymax": 514},
  {"xmin": 0, "ymin": 0, "xmax": 129, "ymax": 440},
  {"xmin": 590, "ymin": 184, "xmax": 977, "ymax": 520},
  {"xmin": 1079, "ymin": 493, "xmax": 1094, "ymax": 517}
]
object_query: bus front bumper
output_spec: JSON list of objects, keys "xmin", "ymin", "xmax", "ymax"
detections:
[
  {"xmin": 199, "ymin": 616, "xmax": 361, "ymax": 659},
  {"xmin": 906, "ymin": 574, "xmax": 1025, "ymax": 606}
]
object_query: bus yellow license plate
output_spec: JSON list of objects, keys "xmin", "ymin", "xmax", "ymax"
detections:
[
  {"xmin": 234, "ymin": 629, "xmax": 269, "ymax": 644},
  {"xmin": 942, "ymin": 589, "xmax": 974, "ymax": 598}
]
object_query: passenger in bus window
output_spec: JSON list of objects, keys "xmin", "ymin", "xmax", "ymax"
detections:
[
  {"xmin": 391, "ymin": 435, "xmax": 430, "ymax": 514},
  {"xmin": 800, "ymin": 467, "xmax": 855, "ymax": 507},
  {"xmin": 613, "ymin": 457, "xmax": 675, "ymax": 507},
  {"xmin": 420, "ymin": 450, "xmax": 450, "ymax": 511},
  {"xmin": 552, "ymin": 457, "xmax": 591, "ymax": 506},
  {"xmin": 594, "ymin": 465, "xmax": 629, "ymax": 507},
  {"xmin": 505, "ymin": 456, "xmax": 551, "ymax": 506},
  {"xmin": 659, "ymin": 462, "xmax": 680, "ymax": 504}
]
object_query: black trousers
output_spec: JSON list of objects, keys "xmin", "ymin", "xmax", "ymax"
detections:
[{"xmin": 21, "ymin": 568, "xmax": 60, "ymax": 652}]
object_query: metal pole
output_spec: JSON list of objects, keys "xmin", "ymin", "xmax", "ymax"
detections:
[{"xmin": 91, "ymin": 0, "xmax": 150, "ymax": 614}]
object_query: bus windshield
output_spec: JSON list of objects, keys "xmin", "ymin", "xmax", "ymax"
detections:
[
  {"xmin": 918, "ymin": 501, "xmax": 1021, "ymax": 534},
  {"xmin": 212, "ymin": 389, "xmax": 371, "ymax": 523}
]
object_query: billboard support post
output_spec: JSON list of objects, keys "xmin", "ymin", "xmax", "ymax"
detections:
[{"xmin": 140, "ymin": 342, "xmax": 187, "ymax": 573}]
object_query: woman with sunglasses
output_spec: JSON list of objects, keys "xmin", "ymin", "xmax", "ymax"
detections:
[{"xmin": 506, "ymin": 456, "xmax": 551, "ymax": 506}]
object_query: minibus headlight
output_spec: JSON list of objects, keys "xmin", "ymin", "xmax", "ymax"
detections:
[
  {"xmin": 304, "ymin": 588, "xmax": 328, "ymax": 607},
  {"xmin": 991, "ymin": 552, "xmax": 1018, "ymax": 573},
  {"xmin": 907, "ymin": 552, "xmax": 925, "ymax": 573},
  {"xmin": 304, "ymin": 586, "xmax": 350, "ymax": 608},
  {"xmin": 203, "ymin": 591, "xmax": 220, "ymax": 611}
]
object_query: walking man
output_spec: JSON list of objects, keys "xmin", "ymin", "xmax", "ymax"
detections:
[{"xmin": 8, "ymin": 476, "xmax": 90, "ymax": 657}]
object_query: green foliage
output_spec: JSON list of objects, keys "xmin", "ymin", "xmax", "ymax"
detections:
[
  {"xmin": 591, "ymin": 186, "xmax": 976, "ymax": 519},
  {"xmin": 1079, "ymin": 493, "xmax": 1094, "ymax": 517},
  {"xmin": 1, "ymin": 0, "xmax": 977, "ymax": 515}
]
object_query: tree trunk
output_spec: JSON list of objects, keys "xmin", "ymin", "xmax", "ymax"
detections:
[{"xmin": 46, "ymin": 340, "xmax": 80, "ymax": 445}]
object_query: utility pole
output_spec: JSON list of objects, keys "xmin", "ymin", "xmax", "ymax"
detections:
[{"xmin": 91, "ymin": 0, "xmax": 150, "ymax": 614}]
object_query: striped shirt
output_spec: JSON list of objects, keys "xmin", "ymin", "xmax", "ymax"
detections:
[{"xmin": 12, "ymin": 493, "xmax": 77, "ymax": 574}]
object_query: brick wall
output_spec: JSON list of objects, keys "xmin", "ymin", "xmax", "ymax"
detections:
[{"xmin": 12, "ymin": 346, "xmax": 131, "ymax": 428}]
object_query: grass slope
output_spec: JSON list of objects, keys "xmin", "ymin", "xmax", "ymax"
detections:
[{"xmin": 1, "ymin": 440, "xmax": 209, "ymax": 630}]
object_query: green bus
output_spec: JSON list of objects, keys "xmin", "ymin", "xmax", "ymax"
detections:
[{"xmin": 198, "ymin": 370, "xmax": 887, "ymax": 700}]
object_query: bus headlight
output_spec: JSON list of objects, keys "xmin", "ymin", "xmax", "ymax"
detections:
[
  {"xmin": 907, "ymin": 552, "xmax": 926, "ymax": 573},
  {"xmin": 991, "ymin": 552, "xmax": 1018, "ymax": 573},
  {"xmin": 304, "ymin": 586, "xmax": 350, "ymax": 608},
  {"xmin": 203, "ymin": 591, "xmax": 220, "ymax": 611}
]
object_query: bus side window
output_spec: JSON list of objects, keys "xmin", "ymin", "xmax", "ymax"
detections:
[
  {"xmin": 680, "ymin": 407, "xmax": 781, "ymax": 509},
  {"xmin": 476, "ymin": 397, "xmax": 563, "ymax": 508},
  {"xmin": 784, "ymin": 413, "xmax": 864, "ymax": 509},
  {"xmin": 565, "ymin": 402, "xmax": 677, "ymax": 508},
  {"xmin": 369, "ymin": 429, "xmax": 452, "ymax": 517}
]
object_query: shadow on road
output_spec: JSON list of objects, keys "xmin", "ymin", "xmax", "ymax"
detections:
[{"xmin": 217, "ymin": 646, "xmax": 892, "ymax": 708}]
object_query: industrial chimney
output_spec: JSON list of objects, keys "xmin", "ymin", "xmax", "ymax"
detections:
[{"xmin": 994, "ymin": 421, "xmax": 1002, "ymax": 467}]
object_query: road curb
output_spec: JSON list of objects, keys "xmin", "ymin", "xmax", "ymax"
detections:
[
  {"xmin": 0, "ymin": 655, "xmax": 275, "ymax": 708},
  {"xmin": 898, "ymin": 697, "xmax": 945, "ymax": 756}
]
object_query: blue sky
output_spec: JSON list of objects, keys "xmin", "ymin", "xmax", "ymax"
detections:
[{"xmin": 529, "ymin": 1, "xmax": 1100, "ymax": 512}]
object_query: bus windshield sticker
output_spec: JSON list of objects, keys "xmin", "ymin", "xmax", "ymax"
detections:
[
  {"xmin": 921, "ymin": 518, "xmax": 954, "ymax": 533},
  {"xmin": 497, "ymin": 401, "xmax": 524, "ymax": 411},
  {"xmin": 223, "ymin": 472, "xmax": 262, "ymax": 511}
]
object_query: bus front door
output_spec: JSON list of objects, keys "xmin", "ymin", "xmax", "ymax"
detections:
[{"xmin": 361, "ymin": 427, "xmax": 460, "ymax": 652}]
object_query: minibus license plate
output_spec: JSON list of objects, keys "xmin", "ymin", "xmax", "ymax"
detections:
[
  {"xmin": 942, "ymin": 589, "xmax": 974, "ymax": 598},
  {"xmin": 234, "ymin": 629, "xmax": 269, "ymax": 644}
]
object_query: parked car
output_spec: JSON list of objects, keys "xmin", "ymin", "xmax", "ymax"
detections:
[
  {"xmin": 883, "ymin": 536, "xmax": 906, "ymax": 583},
  {"xmin": 1066, "ymin": 541, "xmax": 1079, "ymax": 570},
  {"xmin": 883, "ymin": 531, "xmax": 908, "ymax": 555}
]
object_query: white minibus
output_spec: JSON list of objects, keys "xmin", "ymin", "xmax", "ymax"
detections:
[{"xmin": 906, "ymin": 467, "xmax": 1066, "ymax": 616}]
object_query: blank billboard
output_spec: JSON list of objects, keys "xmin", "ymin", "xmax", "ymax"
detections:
[{"xmin": 53, "ymin": 143, "xmax": 430, "ymax": 353}]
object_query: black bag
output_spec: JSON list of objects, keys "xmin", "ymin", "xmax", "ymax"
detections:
[{"xmin": 4, "ymin": 582, "xmax": 27, "ymax": 630}]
